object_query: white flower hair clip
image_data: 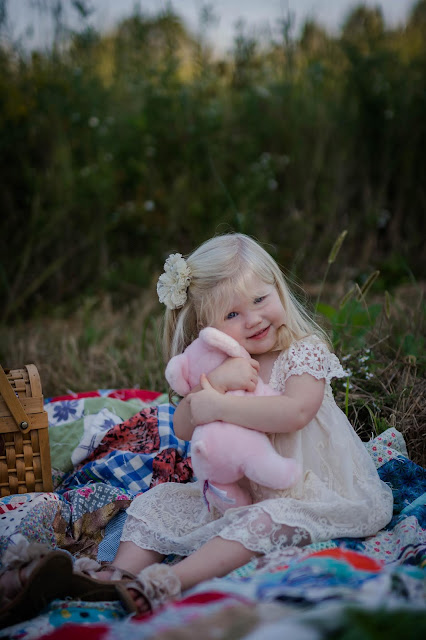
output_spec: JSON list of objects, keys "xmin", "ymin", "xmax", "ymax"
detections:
[{"xmin": 157, "ymin": 253, "xmax": 192, "ymax": 310}]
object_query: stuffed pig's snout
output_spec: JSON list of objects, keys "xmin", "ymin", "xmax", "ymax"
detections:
[{"xmin": 165, "ymin": 354, "xmax": 191, "ymax": 397}]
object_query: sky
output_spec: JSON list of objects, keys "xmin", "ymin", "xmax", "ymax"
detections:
[{"xmin": 5, "ymin": 0, "xmax": 417, "ymax": 53}]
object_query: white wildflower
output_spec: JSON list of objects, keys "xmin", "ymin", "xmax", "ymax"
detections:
[
  {"xmin": 260, "ymin": 152, "xmax": 271, "ymax": 166},
  {"xmin": 254, "ymin": 85, "xmax": 271, "ymax": 98},
  {"xmin": 144, "ymin": 200, "xmax": 155, "ymax": 211}
]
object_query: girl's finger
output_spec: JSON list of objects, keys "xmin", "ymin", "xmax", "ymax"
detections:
[{"xmin": 200, "ymin": 373, "xmax": 211, "ymax": 389}]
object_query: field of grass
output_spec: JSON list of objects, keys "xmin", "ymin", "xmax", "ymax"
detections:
[{"xmin": 1, "ymin": 274, "xmax": 424, "ymax": 468}]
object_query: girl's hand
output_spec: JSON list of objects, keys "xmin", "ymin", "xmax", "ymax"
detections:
[
  {"xmin": 208, "ymin": 357, "xmax": 259, "ymax": 394},
  {"xmin": 188, "ymin": 374, "xmax": 224, "ymax": 425}
]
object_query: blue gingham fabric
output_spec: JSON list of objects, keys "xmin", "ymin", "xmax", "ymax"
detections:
[{"xmin": 97, "ymin": 510, "xmax": 128, "ymax": 561}]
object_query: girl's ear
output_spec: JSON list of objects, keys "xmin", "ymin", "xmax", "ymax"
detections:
[{"xmin": 199, "ymin": 327, "xmax": 249, "ymax": 359}]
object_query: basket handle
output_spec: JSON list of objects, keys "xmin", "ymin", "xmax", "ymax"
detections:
[{"xmin": 0, "ymin": 365, "xmax": 32, "ymax": 432}]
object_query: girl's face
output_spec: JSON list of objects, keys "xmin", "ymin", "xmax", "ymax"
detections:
[{"xmin": 213, "ymin": 273, "xmax": 286, "ymax": 355}]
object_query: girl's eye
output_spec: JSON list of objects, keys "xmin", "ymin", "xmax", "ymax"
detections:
[
  {"xmin": 254, "ymin": 296, "xmax": 265, "ymax": 304},
  {"xmin": 226, "ymin": 311, "xmax": 238, "ymax": 320}
]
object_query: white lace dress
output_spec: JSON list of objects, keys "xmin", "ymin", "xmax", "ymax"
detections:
[{"xmin": 122, "ymin": 337, "xmax": 394, "ymax": 556}]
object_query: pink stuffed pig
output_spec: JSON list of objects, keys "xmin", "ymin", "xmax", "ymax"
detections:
[{"xmin": 165, "ymin": 327, "xmax": 301, "ymax": 513}]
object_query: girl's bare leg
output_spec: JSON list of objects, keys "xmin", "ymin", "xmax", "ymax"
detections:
[
  {"xmin": 112, "ymin": 541, "xmax": 164, "ymax": 575},
  {"xmin": 98, "ymin": 537, "xmax": 256, "ymax": 612},
  {"xmin": 106, "ymin": 537, "xmax": 255, "ymax": 590},
  {"xmin": 100, "ymin": 519, "xmax": 307, "ymax": 612},
  {"xmin": 172, "ymin": 536, "xmax": 259, "ymax": 591}
]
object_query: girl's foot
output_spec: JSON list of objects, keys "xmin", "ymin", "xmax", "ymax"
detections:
[
  {"xmin": 73, "ymin": 561, "xmax": 182, "ymax": 614},
  {"xmin": 134, "ymin": 563, "xmax": 181, "ymax": 612},
  {"xmin": 73, "ymin": 562, "xmax": 149, "ymax": 613}
]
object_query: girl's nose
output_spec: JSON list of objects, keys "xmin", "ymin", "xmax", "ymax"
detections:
[{"xmin": 245, "ymin": 311, "xmax": 261, "ymax": 328}]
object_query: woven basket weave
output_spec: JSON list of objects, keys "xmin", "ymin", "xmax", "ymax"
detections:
[{"xmin": 0, "ymin": 365, "xmax": 53, "ymax": 497}]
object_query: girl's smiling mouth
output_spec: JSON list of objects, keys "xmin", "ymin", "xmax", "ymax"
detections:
[{"xmin": 249, "ymin": 326, "xmax": 270, "ymax": 340}]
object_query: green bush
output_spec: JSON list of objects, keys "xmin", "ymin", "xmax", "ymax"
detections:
[{"xmin": 0, "ymin": 2, "xmax": 425, "ymax": 321}]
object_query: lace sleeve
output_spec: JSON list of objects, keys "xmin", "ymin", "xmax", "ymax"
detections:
[{"xmin": 272, "ymin": 338, "xmax": 347, "ymax": 389}]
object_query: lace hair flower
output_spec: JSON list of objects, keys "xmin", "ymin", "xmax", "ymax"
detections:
[{"xmin": 157, "ymin": 253, "xmax": 192, "ymax": 309}]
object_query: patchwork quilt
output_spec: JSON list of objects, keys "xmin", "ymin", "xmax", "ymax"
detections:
[{"xmin": 0, "ymin": 390, "xmax": 424, "ymax": 639}]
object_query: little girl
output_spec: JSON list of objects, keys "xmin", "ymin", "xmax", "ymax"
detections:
[{"xmin": 82, "ymin": 233, "xmax": 394, "ymax": 611}]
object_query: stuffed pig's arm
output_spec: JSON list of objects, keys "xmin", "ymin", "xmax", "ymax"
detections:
[{"xmin": 173, "ymin": 357, "xmax": 260, "ymax": 441}]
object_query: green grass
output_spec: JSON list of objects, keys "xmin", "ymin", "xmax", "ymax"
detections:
[{"xmin": 1, "ymin": 278, "xmax": 424, "ymax": 468}]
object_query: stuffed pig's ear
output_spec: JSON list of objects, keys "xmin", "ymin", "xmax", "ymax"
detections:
[
  {"xmin": 199, "ymin": 327, "xmax": 249, "ymax": 359},
  {"xmin": 165, "ymin": 354, "xmax": 191, "ymax": 396}
]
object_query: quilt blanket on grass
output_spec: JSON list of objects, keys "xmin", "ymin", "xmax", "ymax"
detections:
[{"xmin": 0, "ymin": 390, "xmax": 424, "ymax": 639}]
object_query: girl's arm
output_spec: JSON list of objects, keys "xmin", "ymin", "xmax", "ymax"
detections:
[
  {"xmin": 173, "ymin": 357, "xmax": 260, "ymax": 441},
  {"xmin": 173, "ymin": 387, "xmax": 202, "ymax": 441},
  {"xmin": 187, "ymin": 373, "xmax": 325, "ymax": 434}
]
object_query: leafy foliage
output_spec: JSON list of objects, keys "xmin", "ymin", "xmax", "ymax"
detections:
[
  {"xmin": 0, "ymin": 2, "xmax": 425, "ymax": 320},
  {"xmin": 317, "ymin": 299, "xmax": 382, "ymax": 351}
]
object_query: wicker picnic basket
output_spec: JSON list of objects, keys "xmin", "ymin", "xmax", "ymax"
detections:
[{"xmin": 0, "ymin": 364, "xmax": 53, "ymax": 497}]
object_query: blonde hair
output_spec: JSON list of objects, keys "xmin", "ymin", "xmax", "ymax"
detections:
[{"xmin": 162, "ymin": 233, "xmax": 329, "ymax": 361}]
